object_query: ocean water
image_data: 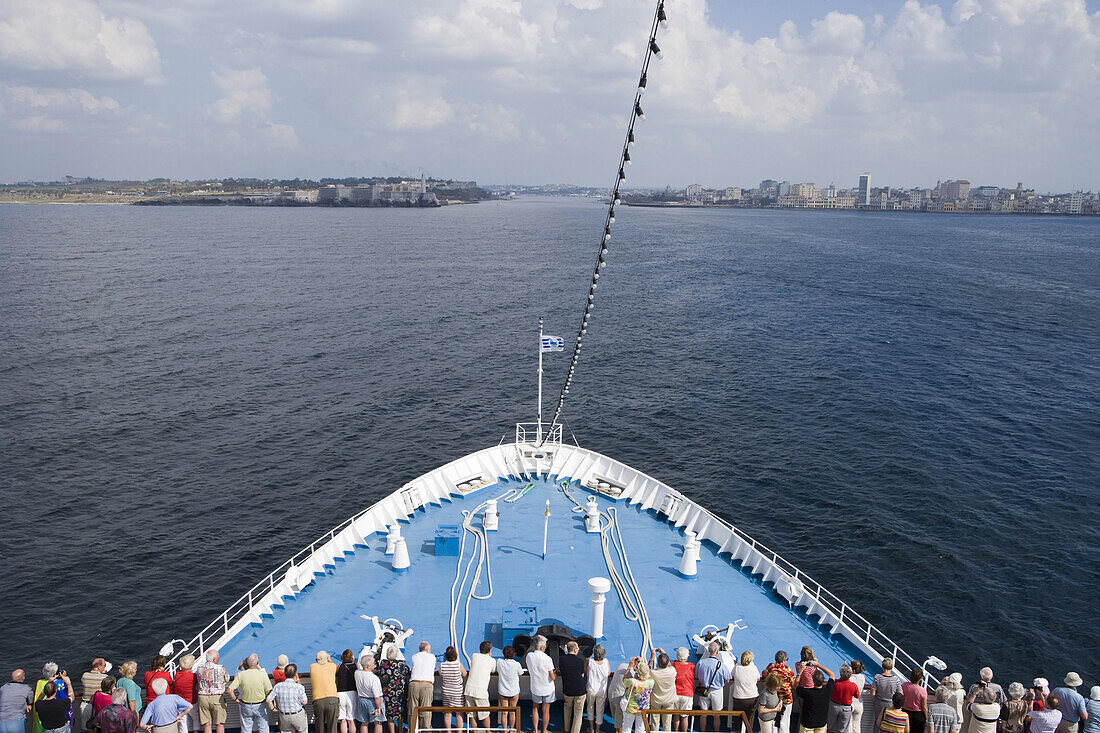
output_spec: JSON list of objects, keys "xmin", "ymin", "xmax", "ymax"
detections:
[{"xmin": 1, "ymin": 199, "xmax": 1097, "ymax": 685}]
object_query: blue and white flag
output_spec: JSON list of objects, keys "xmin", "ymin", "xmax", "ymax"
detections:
[{"xmin": 540, "ymin": 335, "xmax": 565, "ymax": 352}]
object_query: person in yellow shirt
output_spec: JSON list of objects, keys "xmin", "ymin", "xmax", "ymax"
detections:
[{"xmin": 311, "ymin": 652, "xmax": 340, "ymax": 733}]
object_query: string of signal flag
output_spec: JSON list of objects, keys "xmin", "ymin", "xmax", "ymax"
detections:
[{"xmin": 541, "ymin": 0, "xmax": 668, "ymax": 440}]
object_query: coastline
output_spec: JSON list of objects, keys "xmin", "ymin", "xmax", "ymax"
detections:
[{"xmin": 623, "ymin": 201, "xmax": 1100, "ymax": 217}]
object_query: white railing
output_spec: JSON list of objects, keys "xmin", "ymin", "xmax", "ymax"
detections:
[
  {"xmin": 165, "ymin": 504, "xmax": 376, "ymax": 670},
  {"xmin": 167, "ymin": 440, "xmax": 936, "ymax": 688},
  {"xmin": 515, "ymin": 422, "xmax": 562, "ymax": 445},
  {"xmin": 686, "ymin": 498, "xmax": 939, "ymax": 687},
  {"xmin": 560, "ymin": 443, "xmax": 941, "ymax": 689}
]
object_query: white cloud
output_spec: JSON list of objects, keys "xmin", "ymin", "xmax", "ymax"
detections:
[
  {"xmin": 0, "ymin": 0, "xmax": 162, "ymax": 82},
  {"xmin": 462, "ymin": 102, "xmax": 524, "ymax": 141},
  {"xmin": 5, "ymin": 85, "xmax": 121, "ymax": 114},
  {"xmin": 807, "ymin": 12, "xmax": 866, "ymax": 55},
  {"xmin": 262, "ymin": 122, "xmax": 299, "ymax": 150},
  {"xmin": 389, "ymin": 94, "xmax": 454, "ymax": 130},
  {"xmin": 294, "ymin": 37, "xmax": 379, "ymax": 57},
  {"xmin": 414, "ymin": 0, "xmax": 543, "ymax": 61},
  {"xmin": 205, "ymin": 67, "xmax": 299, "ymax": 152},
  {"xmin": 882, "ymin": 0, "xmax": 962, "ymax": 63},
  {"xmin": 0, "ymin": 83, "xmax": 125, "ymax": 134},
  {"xmin": 207, "ymin": 68, "xmax": 273, "ymax": 124},
  {"xmin": 10, "ymin": 115, "xmax": 68, "ymax": 133}
]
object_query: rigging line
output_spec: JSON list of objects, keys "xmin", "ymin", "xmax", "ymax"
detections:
[{"xmin": 541, "ymin": 0, "xmax": 667, "ymax": 441}]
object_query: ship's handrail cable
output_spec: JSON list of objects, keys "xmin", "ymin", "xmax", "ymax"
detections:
[{"xmin": 541, "ymin": 0, "xmax": 668, "ymax": 440}]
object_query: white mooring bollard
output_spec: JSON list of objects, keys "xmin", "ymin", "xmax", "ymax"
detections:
[
  {"xmin": 391, "ymin": 536, "xmax": 410, "ymax": 573},
  {"xmin": 678, "ymin": 531, "xmax": 700, "ymax": 579},
  {"xmin": 585, "ymin": 496, "xmax": 601, "ymax": 533},
  {"xmin": 588, "ymin": 577, "xmax": 612, "ymax": 639},
  {"xmin": 483, "ymin": 499, "xmax": 499, "ymax": 531},
  {"xmin": 385, "ymin": 524, "xmax": 401, "ymax": 555}
]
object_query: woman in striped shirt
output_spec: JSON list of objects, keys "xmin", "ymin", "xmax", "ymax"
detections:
[
  {"xmin": 878, "ymin": 692, "xmax": 911, "ymax": 733},
  {"xmin": 438, "ymin": 647, "xmax": 467, "ymax": 732}
]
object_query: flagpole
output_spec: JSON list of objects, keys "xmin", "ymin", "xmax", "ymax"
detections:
[{"xmin": 537, "ymin": 317, "xmax": 544, "ymax": 444}]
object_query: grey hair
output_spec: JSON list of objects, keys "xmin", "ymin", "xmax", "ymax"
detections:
[
  {"xmin": 42, "ymin": 662, "xmax": 58, "ymax": 678},
  {"xmin": 980, "ymin": 667, "xmax": 993, "ymax": 682},
  {"xmin": 1008, "ymin": 683, "xmax": 1025, "ymax": 700},
  {"xmin": 593, "ymin": 645, "xmax": 606, "ymax": 661},
  {"xmin": 533, "ymin": 635, "xmax": 547, "ymax": 651},
  {"xmin": 708, "ymin": 642, "xmax": 719, "ymax": 654},
  {"xmin": 246, "ymin": 653, "xmax": 260, "ymax": 668},
  {"xmin": 111, "ymin": 688, "xmax": 129, "ymax": 705},
  {"xmin": 179, "ymin": 655, "xmax": 195, "ymax": 671},
  {"xmin": 206, "ymin": 650, "xmax": 220, "ymax": 662},
  {"xmin": 840, "ymin": 664, "xmax": 852, "ymax": 680},
  {"xmin": 386, "ymin": 646, "xmax": 400, "ymax": 661},
  {"xmin": 151, "ymin": 678, "xmax": 169, "ymax": 696},
  {"xmin": 316, "ymin": 651, "xmax": 331, "ymax": 663},
  {"xmin": 419, "ymin": 642, "xmax": 431, "ymax": 652},
  {"xmin": 360, "ymin": 653, "xmax": 375, "ymax": 667},
  {"xmin": 980, "ymin": 689, "xmax": 996, "ymax": 705},
  {"xmin": 935, "ymin": 686, "xmax": 949, "ymax": 703},
  {"xmin": 676, "ymin": 647, "xmax": 689, "ymax": 662}
]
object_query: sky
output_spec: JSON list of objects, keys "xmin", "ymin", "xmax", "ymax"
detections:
[{"xmin": 0, "ymin": 0, "xmax": 1098, "ymax": 191}]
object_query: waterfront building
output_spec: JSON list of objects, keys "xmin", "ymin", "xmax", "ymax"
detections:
[
  {"xmin": 1067, "ymin": 192, "xmax": 1083, "ymax": 214},
  {"xmin": 933, "ymin": 179, "xmax": 970, "ymax": 201},
  {"xmin": 858, "ymin": 173, "xmax": 871, "ymax": 206},
  {"xmin": 685, "ymin": 183, "xmax": 703, "ymax": 202}
]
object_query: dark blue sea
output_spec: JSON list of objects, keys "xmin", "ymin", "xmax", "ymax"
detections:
[{"xmin": 1, "ymin": 199, "xmax": 1097, "ymax": 685}]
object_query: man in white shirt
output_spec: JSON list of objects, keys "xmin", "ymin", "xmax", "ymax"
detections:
[
  {"xmin": 525, "ymin": 636, "xmax": 557, "ymax": 733},
  {"xmin": 407, "ymin": 642, "xmax": 436, "ymax": 733},
  {"xmin": 465, "ymin": 641, "xmax": 497, "ymax": 731},
  {"xmin": 354, "ymin": 655, "xmax": 385, "ymax": 733}
]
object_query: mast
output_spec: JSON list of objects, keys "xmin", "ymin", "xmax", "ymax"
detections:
[{"xmin": 537, "ymin": 316, "xmax": 544, "ymax": 444}]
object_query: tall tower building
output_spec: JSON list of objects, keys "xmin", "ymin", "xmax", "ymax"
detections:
[{"xmin": 858, "ymin": 173, "xmax": 871, "ymax": 206}]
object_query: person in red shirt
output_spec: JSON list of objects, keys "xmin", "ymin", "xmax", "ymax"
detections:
[
  {"xmin": 828, "ymin": 665, "xmax": 862, "ymax": 733},
  {"xmin": 173, "ymin": 655, "xmax": 199, "ymax": 733},
  {"xmin": 143, "ymin": 655, "xmax": 173, "ymax": 706},
  {"xmin": 671, "ymin": 648, "xmax": 696, "ymax": 732},
  {"xmin": 763, "ymin": 652, "xmax": 797, "ymax": 733},
  {"xmin": 796, "ymin": 648, "xmax": 819, "ymax": 689},
  {"xmin": 272, "ymin": 656, "xmax": 289, "ymax": 685}
]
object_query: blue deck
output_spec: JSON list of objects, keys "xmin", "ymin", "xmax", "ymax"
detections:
[{"xmin": 217, "ymin": 477, "xmax": 876, "ymax": 673}]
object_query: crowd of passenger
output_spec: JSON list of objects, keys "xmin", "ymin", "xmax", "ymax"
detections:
[{"xmin": 1, "ymin": 640, "xmax": 1095, "ymax": 733}]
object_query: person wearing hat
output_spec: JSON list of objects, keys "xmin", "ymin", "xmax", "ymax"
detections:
[
  {"xmin": 943, "ymin": 674, "xmax": 965, "ymax": 724},
  {"xmin": 1051, "ymin": 674, "xmax": 1089, "ymax": 733},
  {"xmin": 80, "ymin": 660, "xmax": 111, "ymax": 728},
  {"xmin": 1083, "ymin": 688, "xmax": 1100, "ymax": 733},
  {"xmin": 1032, "ymin": 681, "xmax": 1051, "ymax": 712}
]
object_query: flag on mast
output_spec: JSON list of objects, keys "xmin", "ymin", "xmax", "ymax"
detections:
[{"xmin": 540, "ymin": 336, "xmax": 565, "ymax": 352}]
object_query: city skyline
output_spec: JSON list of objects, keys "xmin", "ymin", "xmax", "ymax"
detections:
[{"xmin": 1, "ymin": 0, "xmax": 1098, "ymax": 189}]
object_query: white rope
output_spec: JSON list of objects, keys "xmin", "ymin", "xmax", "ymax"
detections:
[
  {"xmin": 559, "ymin": 485, "xmax": 653, "ymax": 657},
  {"xmin": 448, "ymin": 487, "xmax": 522, "ymax": 665}
]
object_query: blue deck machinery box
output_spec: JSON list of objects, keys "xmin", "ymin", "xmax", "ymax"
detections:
[
  {"xmin": 501, "ymin": 605, "xmax": 539, "ymax": 647},
  {"xmin": 435, "ymin": 525, "xmax": 461, "ymax": 556}
]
